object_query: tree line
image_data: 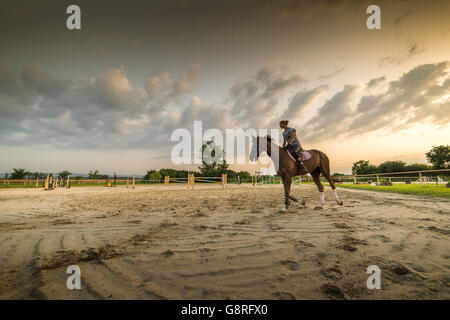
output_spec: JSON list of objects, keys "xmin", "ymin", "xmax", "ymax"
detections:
[
  {"xmin": 2, "ymin": 141, "xmax": 253, "ymax": 181},
  {"xmin": 352, "ymin": 145, "xmax": 450, "ymax": 175}
]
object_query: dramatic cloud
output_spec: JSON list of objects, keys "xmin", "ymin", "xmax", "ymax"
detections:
[
  {"xmin": 350, "ymin": 61, "xmax": 450, "ymax": 134},
  {"xmin": 0, "ymin": 63, "xmax": 201, "ymax": 149},
  {"xmin": 281, "ymin": 85, "xmax": 328, "ymax": 121},
  {"xmin": 0, "ymin": 61, "xmax": 448, "ymax": 153},
  {"xmin": 318, "ymin": 68, "xmax": 346, "ymax": 81},
  {"xmin": 227, "ymin": 66, "xmax": 306, "ymax": 128},
  {"xmin": 301, "ymin": 84, "xmax": 359, "ymax": 142},
  {"xmin": 366, "ymin": 76, "xmax": 386, "ymax": 89}
]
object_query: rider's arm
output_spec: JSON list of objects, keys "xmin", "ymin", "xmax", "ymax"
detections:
[
  {"xmin": 282, "ymin": 138, "xmax": 286, "ymax": 148},
  {"xmin": 289, "ymin": 130, "xmax": 295, "ymax": 144}
]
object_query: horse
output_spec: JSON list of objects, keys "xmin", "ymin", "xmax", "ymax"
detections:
[{"xmin": 249, "ymin": 135, "xmax": 343, "ymax": 211}]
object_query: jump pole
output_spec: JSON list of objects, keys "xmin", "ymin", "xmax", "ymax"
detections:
[
  {"xmin": 44, "ymin": 174, "xmax": 50, "ymax": 190},
  {"xmin": 221, "ymin": 174, "xmax": 227, "ymax": 188},
  {"xmin": 187, "ymin": 174, "xmax": 195, "ymax": 189}
]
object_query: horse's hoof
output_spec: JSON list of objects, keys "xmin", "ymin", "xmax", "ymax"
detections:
[
  {"xmin": 301, "ymin": 200, "xmax": 306, "ymax": 205},
  {"xmin": 313, "ymin": 205, "xmax": 323, "ymax": 210},
  {"xmin": 280, "ymin": 205, "xmax": 287, "ymax": 212},
  {"xmin": 337, "ymin": 200, "xmax": 343, "ymax": 206}
]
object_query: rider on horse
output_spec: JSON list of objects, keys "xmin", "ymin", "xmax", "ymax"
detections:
[{"xmin": 279, "ymin": 120, "xmax": 307, "ymax": 173}]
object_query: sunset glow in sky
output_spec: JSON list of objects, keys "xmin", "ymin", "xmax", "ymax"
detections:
[{"xmin": 0, "ymin": 0, "xmax": 449, "ymax": 175}]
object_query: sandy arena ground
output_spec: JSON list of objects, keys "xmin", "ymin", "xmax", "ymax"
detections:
[{"xmin": 0, "ymin": 184, "xmax": 449, "ymax": 300}]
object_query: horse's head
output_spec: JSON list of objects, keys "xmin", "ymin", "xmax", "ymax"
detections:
[{"xmin": 249, "ymin": 135, "xmax": 272, "ymax": 161}]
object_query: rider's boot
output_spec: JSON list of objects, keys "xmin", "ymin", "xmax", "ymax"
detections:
[
  {"xmin": 296, "ymin": 158, "xmax": 308, "ymax": 174},
  {"xmin": 293, "ymin": 150, "xmax": 307, "ymax": 174}
]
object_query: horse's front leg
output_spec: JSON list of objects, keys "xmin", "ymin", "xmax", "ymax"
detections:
[{"xmin": 281, "ymin": 175, "xmax": 292, "ymax": 212}]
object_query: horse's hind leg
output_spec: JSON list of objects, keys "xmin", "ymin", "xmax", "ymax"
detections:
[
  {"xmin": 323, "ymin": 173, "xmax": 343, "ymax": 205},
  {"xmin": 310, "ymin": 168, "xmax": 325, "ymax": 209},
  {"xmin": 320, "ymin": 155, "xmax": 344, "ymax": 206}
]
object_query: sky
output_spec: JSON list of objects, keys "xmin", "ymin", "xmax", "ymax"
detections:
[{"xmin": 0, "ymin": 0, "xmax": 449, "ymax": 175}]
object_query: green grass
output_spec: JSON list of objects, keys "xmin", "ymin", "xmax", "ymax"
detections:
[{"xmin": 335, "ymin": 183, "xmax": 450, "ymax": 198}]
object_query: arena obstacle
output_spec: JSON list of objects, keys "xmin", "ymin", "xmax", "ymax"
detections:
[
  {"xmin": 44, "ymin": 174, "xmax": 56, "ymax": 190},
  {"xmin": 222, "ymin": 174, "xmax": 227, "ymax": 188},
  {"xmin": 164, "ymin": 174, "xmax": 227, "ymax": 188},
  {"xmin": 187, "ymin": 174, "xmax": 195, "ymax": 189}
]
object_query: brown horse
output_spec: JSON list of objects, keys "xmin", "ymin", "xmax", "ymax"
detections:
[{"xmin": 249, "ymin": 136, "xmax": 343, "ymax": 211}]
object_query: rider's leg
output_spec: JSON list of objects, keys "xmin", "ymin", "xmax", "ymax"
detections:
[
  {"xmin": 291, "ymin": 143, "xmax": 300, "ymax": 159},
  {"xmin": 291, "ymin": 143, "xmax": 307, "ymax": 172}
]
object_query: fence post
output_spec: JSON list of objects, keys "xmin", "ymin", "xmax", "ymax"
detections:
[
  {"xmin": 376, "ymin": 174, "xmax": 380, "ymax": 186},
  {"xmin": 353, "ymin": 176, "xmax": 356, "ymax": 184},
  {"xmin": 419, "ymin": 172, "xmax": 423, "ymax": 184},
  {"xmin": 221, "ymin": 174, "xmax": 227, "ymax": 188}
]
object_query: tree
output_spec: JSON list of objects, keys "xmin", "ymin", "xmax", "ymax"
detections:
[
  {"xmin": 10, "ymin": 168, "xmax": 30, "ymax": 179},
  {"xmin": 144, "ymin": 170, "xmax": 162, "ymax": 181},
  {"xmin": 237, "ymin": 171, "xmax": 252, "ymax": 180},
  {"xmin": 27, "ymin": 172, "xmax": 47, "ymax": 179},
  {"xmin": 378, "ymin": 160, "xmax": 407, "ymax": 173},
  {"xmin": 405, "ymin": 163, "xmax": 431, "ymax": 171},
  {"xmin": 198, "ymin": 140, "xmax": 229, "ymax": 177},
  {"xmin": 88, "ymin": 170, "xmax": 100, "ymax": 179},
  {"xmin": 426, "ymin": 145, "xmax": 450, "ymax": 169},
  {"xmin": 59, "ymin": 170, "xmax": 72, "ymax": 179},
  {"xmin": 351, "ymin": 160, "xmax": 378, "ymax": 175}
]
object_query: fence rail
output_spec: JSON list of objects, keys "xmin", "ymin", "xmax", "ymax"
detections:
[
  {"xmin": 1, "ymin": 169, "xmax": 449, "ymax": 188},
  {"xmin": 334, "ymin": 169, "xmax": 450, "ymax": 185}
]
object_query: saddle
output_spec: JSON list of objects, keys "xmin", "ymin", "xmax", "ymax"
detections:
[
  {"xmin": 286, "ymin": 148, "xmax": 311, "ymax": 174},
  {"xmin": 286, "ymin": 148, "xmax": 312, "ymax": 162}
]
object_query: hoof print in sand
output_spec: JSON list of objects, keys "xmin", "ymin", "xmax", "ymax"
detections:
[
  {"xmin": 274, "ymin": 291, "xmax": 296, "ymax": 300},
  {"xmin": 321, "ymin": 284, "xmax": 345, "ymax": 299},
  {"xmin": 321, "ymin": 267, "xmax": 343, "ymax": 280},
  {"xmin": 161, "ymin": 250, "xmax": 174, "ymax": 258},
  {"xmin": 334, "ymin": 223, "xmax": 350, "ymax": 229},
  {"xmin": 280, "ymin": 259, "xmax": 299, "ymax": 271},
  {"xmin": 389, "ymin": 264, "xmax": 410, "ymax": 276},
  {"xmin": 339, "ymin": 244, "xmax": 357, "ymax": 252}
]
